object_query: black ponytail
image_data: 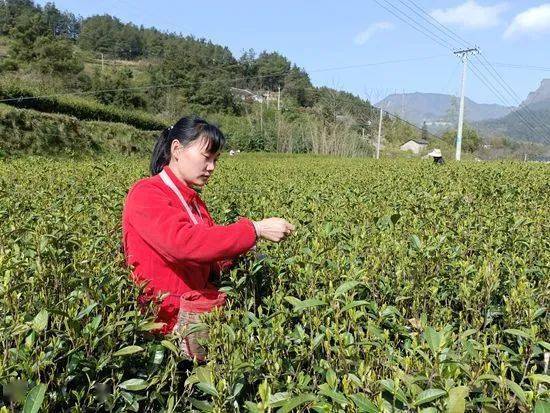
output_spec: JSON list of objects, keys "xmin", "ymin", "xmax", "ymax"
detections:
[
  {"xmin": 150, "ymin": 127, "xmax": 172, "ymax": 176},
  {"xmin": 149, "ymin": 115, "xmax": 226, "ymax": 176}
]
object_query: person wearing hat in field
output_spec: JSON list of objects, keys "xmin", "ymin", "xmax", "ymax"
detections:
[
  {"xmin": 122, "ymin": 115, "xmax": 294, "ymax": 359},
  {"xmin": 428, "ymin": 148, "xmax": 444, "ymax": 164}
]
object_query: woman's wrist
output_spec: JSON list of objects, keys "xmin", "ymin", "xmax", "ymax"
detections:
[{"xmin": 252, "ymin": 221, "xmax": 261, "ymax": 238}]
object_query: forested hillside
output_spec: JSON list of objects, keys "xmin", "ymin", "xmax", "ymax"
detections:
[{"xmin": 0, "ymin": 0, "xmax": 439, "ymax": 156}]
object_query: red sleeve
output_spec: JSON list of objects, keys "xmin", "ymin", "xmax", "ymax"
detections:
[{"xmin": 126, "ymin": 182, "xmax": 256, "ymax": 264}]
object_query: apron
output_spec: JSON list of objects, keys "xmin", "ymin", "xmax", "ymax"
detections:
[{"xmin": 159, "ymin": 170, "xmax": 226, "ymax": 361}]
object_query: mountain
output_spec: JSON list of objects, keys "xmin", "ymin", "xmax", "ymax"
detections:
[
  {"xmin": 474, "ymin": 107, "xmax": 550, "ymax": 144},
  {"xmin": 522, "ymin": 79, "xmax": 550, "ymax": 109},
  {"xmin": 376, "ymin": 92, "xmax": 513, "ymax": 127},
  {"xmin": 474, "ymin": 79, "xmax": 550, "ymax": 144}
]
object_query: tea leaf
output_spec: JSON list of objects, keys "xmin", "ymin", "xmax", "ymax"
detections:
[
  {"xmin": 196, "ymin": 382, "xmax": 219, "ymax": 397},
  {"xmin": 23, "ymin": 383, "xmax": 47, "ymax": 413},
  {"xmin": 534, "ymin": 400, "xmax": 550, "ymax": 413},
  {"xmin": 318, "ymin": 383, "xmax": 347, "ymax": 405},
  {"xmin": 113, "ymin": 345, "xmax": 144, "ymax": 357},
  {"xmin": 447, "ymin": 386, "xmax": 469, "ymax": 413},
  {"xmin": 505, "ymin": 380, "xmax": 526, "ymax": 404},
  {"xmin": 334, "ymin": 281, "xmax": 361, "ymax": 298},
  {"xmin": 119, "ymin": 378, "xmax": 148, "ymax": 392},
  {"xmin": 32, "ymin": 310, "xmax": 48, "ymax": 332},
  {"xmin": 278, "ymin": 394, "xmax": 316, "ymax": 413},
  {"xmin": 528, "ymin": 374, "xmax": 550, "ymax": 385},
  {"xmin": 504, "ymin": 329, "xmax": 533, "ymax": 340},
  {"xmin": 161, "ymin": 340, "xmax": 179, "ymax": 355},
  {"xmin": 269, "ymin": 392, "xmax": 291, "ymax": 407},
  {"xmin": 350, "ymin": 393, "xmax": 378, "ymax": 413},
  {"xmin": 413, "ymin": 388, "xmax": 446, "ymax": 406}
]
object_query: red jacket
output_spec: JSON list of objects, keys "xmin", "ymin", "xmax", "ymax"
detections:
[{"xmin": 122, "ymin": 165, "xmax": 256, "ymax": 333}]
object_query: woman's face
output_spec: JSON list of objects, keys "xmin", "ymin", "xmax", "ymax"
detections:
[{"xmin": 169, "ymin": 136, "xmax": 220, "ymax": 187}]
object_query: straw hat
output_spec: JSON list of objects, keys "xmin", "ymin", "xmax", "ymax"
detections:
[{"xmin": 428, "ymin": 149, "xmax": 442, "ymax": 157}]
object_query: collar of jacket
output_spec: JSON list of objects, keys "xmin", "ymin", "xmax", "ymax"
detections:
[{"xmin": 162, "ymin": 165, "xmax": 198, "ymax": 202}]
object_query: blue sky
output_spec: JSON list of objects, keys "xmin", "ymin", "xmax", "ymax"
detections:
[{"xmin": 36, "ymin": 0, "xmax": 550, "ymax": 106}]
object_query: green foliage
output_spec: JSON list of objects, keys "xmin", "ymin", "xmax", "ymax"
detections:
[
  {"xmin": 421, "ymin": 121, "xmax": 428, "ymax": 142},
  {"xmin": 475, "ymin": 107, "xmax": 550, "ymax": 145},
  {"xmin": 0, "ymin": 80, "xmax": 167, "ymax": 130},
  {"xmin": 1, "ymin": 154, "xmax": 548, "ymax": 411},
  {"xmin": 31, "ymin": 37, "xmax": 84, "ymax": 75},
  {"xmin": 78, "ymin": 15, "xmax": 143, "ymax": 58},
  {"xmin": 0, "ymin": 157, "xmax": 186, "ymax": 410},
  {"xmin": 90, "ymin": 67, "xmax": 148, "ymax": 110},
  {"xmin": 0, "ymin": 0, "xmax": 79, "ymax": 38},
  {"xmin": 442, "ymin": 126, "xmax": 482, "ymax": 153},
  {"xmin": 0, "ymin": 104, "xmax": 157, "ymax": 155},
  {"xmin": 283, "ymin": 66, "xmax": 316, "ymax": 107},
  {"xmin": 1, "ymin": 1, "xmax": 80, "ymax": 73},
  {"xmin": 254, "ymin": 51, "xmax": 291, "ymax": 91}
]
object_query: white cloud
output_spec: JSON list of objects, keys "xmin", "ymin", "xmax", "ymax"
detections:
[
  {"xmin": 354, "ymin": 21, "xmax": 394, "ymax": 45},
  {"xmin": 504, "ymin": 3, "xmax": 550, "ymax": 38},
  {"xmin": 430, "ymin": 1, "xmax": 508, "ymax": 29}
]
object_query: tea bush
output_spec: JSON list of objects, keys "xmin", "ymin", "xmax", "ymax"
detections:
[
  {"xmin": 0, "ymin": 104, "xmax": 158, "ymax": 156},
  {"xmin": 0, "ymin": 154, "xmax": 548, "ymax": 412},
  {"xmin": 0, "ymin": 81, "xmax": 167, "ymax": 131}
]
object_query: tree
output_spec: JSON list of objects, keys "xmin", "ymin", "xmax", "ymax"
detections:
[
  {"xmin": 32, "ymin": 37, "xmax": 83, "ymax": 75},
  {"xmin": 283, "ymin": 65, "xmax": 315, "ymax": 107},
  {"xmin": 442, "ymin": 125, "xmax": 481, "ymax": 153},
  {"xmin": 254, "ymin": 51, "xmax": 290, "ymax": 91},
  {"xmin": 421, "ymin": 121, "xmax": 428, "ymax": 141},
  {"xmin": 115, "ymin": 24, "xmax": 143, "ymax": 59},
  {"xmin": 78, "ymin": 15, "xmax": 124, "ymax": 56},
  {"xmin": 7, "ymin": 9, "xmax": 48, "ymax": 61},
  {"xmin": 141, "ymin": 27, "xmax": 165, "ymax": 58},
  {"xmin": 42, "ymin": 2, "xmax": 80, "ymax": 39},
  {"xmin": 91, "ymin": 67, "xmax": 146, "ymax": 109},
  {"xmin": 0, "ymin": 0, "xmax": 37, "ymax": 35}
]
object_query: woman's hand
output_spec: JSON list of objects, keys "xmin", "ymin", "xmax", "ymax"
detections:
[{"xmin": 253, "ymin": 218, "xmax": 295, "ymax": 242}]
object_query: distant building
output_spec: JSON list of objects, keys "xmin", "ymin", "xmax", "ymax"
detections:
[
  {"xmin": 263, "ymin": 91, "xmax": 279, "ymax": 102},
  {"xmin": 424, "ymin": 121, "xmax": 453, "ymax": 127},
  {"xmin": 400, "ymin": 139, "xmax": 428, "ymax": 154},
  {"xmin": 230, "ymin": 87, "xmax": 264, "ymax": 103},
  {"xmin": 230, "ymin": 88, "xmax": 279, "ymax": 104}
]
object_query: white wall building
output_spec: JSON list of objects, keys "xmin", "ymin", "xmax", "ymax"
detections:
[{"xmin": 400, "ymin": 139, "xmax": 428, "ymax": 154}]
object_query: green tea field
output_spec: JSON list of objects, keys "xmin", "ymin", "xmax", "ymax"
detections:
[{"xmin": 1, "ymin": 154, "xmax": 549, "ymax": 412}]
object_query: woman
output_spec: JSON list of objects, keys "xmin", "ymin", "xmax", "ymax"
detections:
[{"xmin": 122, "ymin": 116, "xmax": 294, "ymax": 336}]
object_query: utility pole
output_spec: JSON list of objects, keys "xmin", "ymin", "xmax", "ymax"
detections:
[
  {"xmin": 277, "ymin": 86, "xmax": 281, "ymax": 111},
  {"xmin": 260, "ymin": 98, "xmax": 263, "ymax": 134},
  {"xmin": 376, "ymin": 106, "xmax": 383, "ymax": 159},
  {"xmin": 454, "ymin": 47, "xmax": 479, "ymax": 161}
]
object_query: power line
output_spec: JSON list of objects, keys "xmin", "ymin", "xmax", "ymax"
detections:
[
  {"xmin": 474, "ymin": 53, "xmax": 550, "ymax": 137},
  {"xmin": 468, "ymin": 60, "xmax": 537, "ymax": 133},
  {"xmin": 371, "ymin": 0, "xmax": 455, "ymax": 50},
  {"xmin": 401, "ymin": 0, "xmax": 474, "ymax": 49},
  {"xmin": 372, "ymin": 0, "xmax": 550, "ymax": 145},
  {"xmin": 468, "ymin": 61, "xmax": 550, "ymax": 145},
  {"xmin": 491, "ymin": 62, "xmax": 550, "ymax": 72},
  {"xmin": 306, "ymin": 55, "xmax": 447, "ymax": 73},
  {"xmin": 372, "ymin": 103, "xmax": 445, "ymax": 142},
  {"xmin": 396, "ymin": 0, "xmax": 466, "ymax": 50},
  {"xmin": 474, "ymin": 57, "xmax": 550, "ymax": 141}
]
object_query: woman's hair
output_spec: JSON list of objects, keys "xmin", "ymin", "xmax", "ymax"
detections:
[{"xmin": 150, "ymin": 116, "xmax": 226, "ymax": 176}]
